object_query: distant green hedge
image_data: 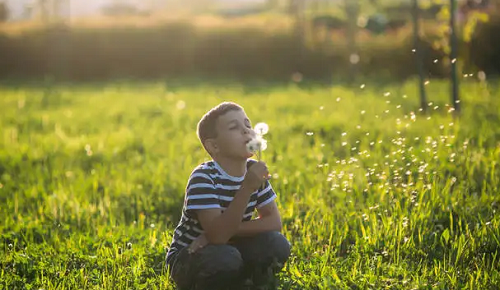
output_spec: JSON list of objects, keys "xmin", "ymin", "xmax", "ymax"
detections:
[{"xmin": 0, "ymin": 19, "xmax": 498, "ymax": 82}]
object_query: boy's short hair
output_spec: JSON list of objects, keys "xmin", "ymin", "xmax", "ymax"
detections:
[{"xmin": 197, "ymin": 102, "xmax": 244, "ymax": 152}]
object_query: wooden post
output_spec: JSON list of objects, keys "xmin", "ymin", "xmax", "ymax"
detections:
[
  {"xmin": 449, "ymin": 0, "xmax": 461, "ymax": 114},
  {"xmin": 412, "ymin": 0, "xmax": 427, "ymax": 113}
]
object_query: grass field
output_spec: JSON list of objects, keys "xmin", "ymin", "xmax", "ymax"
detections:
[{"xmin": 1, "ymin": 79, "xmax": 499, "ymax": 289}]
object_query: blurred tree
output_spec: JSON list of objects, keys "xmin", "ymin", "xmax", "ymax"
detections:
[
  {"xmin": 412, "ymin": 0, "xmax": 427, "ymax": 113},
  {"xmin": 0, "ymin": 1, "xmax": 8, "ymax": 22},
  {"xmin": 267, "ymin": 0, "xmax": 279, "ymax": 9},
  {"xmin": 37, "ymin": 0, "xmax": 49, "ymax": 22},
  {"xmin": 31, "ymin": 0, "xmax": 69, "ymax": 22}
]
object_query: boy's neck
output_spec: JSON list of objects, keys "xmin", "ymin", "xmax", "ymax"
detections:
[{"xmin": 213, "ymin": 156, "xmax": 247, "ymax": 178}]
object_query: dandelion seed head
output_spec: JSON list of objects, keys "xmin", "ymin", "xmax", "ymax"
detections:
[{"xmin": 254, "ymin": 122, "xmax": 269, "ymax": 136}]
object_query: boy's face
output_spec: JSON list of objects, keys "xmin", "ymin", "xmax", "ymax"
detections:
[{"xmin": 211, "ymin": 109, "xmax": 256, "ymax": 160}]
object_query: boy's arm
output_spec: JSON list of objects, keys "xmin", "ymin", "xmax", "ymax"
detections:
[
  {"xmin": 195, "ymin": 186, "xmax": 253, "ymax": 244},
  {"xmin": 234, "ymin": 200, "xmax": 282, "ymax": 237},
  {"xmin": 195, "ymin": 161, "xmax": 269, "ymax": 245}
]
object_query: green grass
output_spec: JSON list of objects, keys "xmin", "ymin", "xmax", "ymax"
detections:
[{"xmin": 1, "ymin": 79, "xmax": 499, "ymax": 289}]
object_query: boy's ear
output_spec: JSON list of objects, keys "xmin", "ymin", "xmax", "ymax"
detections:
[{"xmin": 204, "ymin": 138, "xmax": 219, "ymax": 155}]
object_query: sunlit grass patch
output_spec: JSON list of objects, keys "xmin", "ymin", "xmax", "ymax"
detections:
[{"xmin": 0, "ymin": 80, "xmax": 499, "ymax": 289}]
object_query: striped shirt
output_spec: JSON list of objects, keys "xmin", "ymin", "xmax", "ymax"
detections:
[{"xmin": 165, "ymin": 159, "xmax": 277, "ymax": 266}]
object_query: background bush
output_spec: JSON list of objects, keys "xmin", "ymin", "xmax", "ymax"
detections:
[{"xmin": 0, "ymin": 17, "xmax": 499, "ymax": 82}]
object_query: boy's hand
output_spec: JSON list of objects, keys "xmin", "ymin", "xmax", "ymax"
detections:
[
  {"xmin": 187, "ymin": 233, "xmax": 209, "ymax": 254},
  {"xmin": 242, "ymin": 161, "xmax": 270, "ymax": 193}
]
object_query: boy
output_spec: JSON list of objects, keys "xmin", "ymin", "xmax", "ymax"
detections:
[{"xmin": 165, "ymin": 102, "xmax": 291, "ymax": 290}]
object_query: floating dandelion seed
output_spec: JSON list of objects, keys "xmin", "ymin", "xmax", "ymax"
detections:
[
  {"xmin": 336, "ymin": 97, "xmax": 341, "ymax": 102},
  {"xmin": 319, "ymin": 106, "xmax": 324, "ymax": 110},
  {"xmin": 176, "ymin": 100, "xmax": 186, "ymax": 110},
  {"xmin": 478, "ymin": 71, "xmax": 486, "ymax": 81},
  {"xmin": 292, "ymin": 72, "xmax": 303, "ymax": 82},
  {"xmin": 350, "ymin": 53, "xmax": 360, "ymax": 64},
  {"xmin": 360, "ymin": 84, "xmax": 366, "ymax": 89},
  {"xmin": 361, "ymin": 110, "xmax": 366, "ymax": 115},
  {"xmin": 451, "ymin": 58, "xmax": 457, "ymax": 64},
  {"xmin": 306, "ymin": 132, "xmax": 314, "ymax": 136}
]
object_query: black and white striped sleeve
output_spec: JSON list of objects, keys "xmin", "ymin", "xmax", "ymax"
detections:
[
  {"xmin": 185, "ymin": 170, "xmax": 221, "ymax": 212},
  {"xmin": 256, "ymin": 179, "xmax": 277, "ymax": 209}
]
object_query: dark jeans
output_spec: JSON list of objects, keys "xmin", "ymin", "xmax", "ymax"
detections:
[{"xmin": 167, "ymin": 231, "xmax": 291, "ymax": 290}]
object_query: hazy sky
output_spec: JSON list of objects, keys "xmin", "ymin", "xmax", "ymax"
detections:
[
  {"xmin": 4, "ymin": 0, "xmax": 265, "ymax": 21},
  {"xmin": 5, "ymin": 0, "xmax": 112, "ymax": 20},
  {"xmin": 4, "ymin": 0, "xmax": 169, "ymax": 20}
]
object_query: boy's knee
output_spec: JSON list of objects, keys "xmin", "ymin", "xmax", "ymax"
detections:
[
  {"xmin": 245, "ymin": 231, "xmax": 291, "ymax": 265},
  {"xmin": 169, "ymin": 245, "xmax": 243, "ymax": 289},
  {"xmin": 199, "ymin": 244, "xmax": 244, "ymax": 273},
  {"xmin": 194, "ymin": 245, "xmax": 244, "ymax": 289},
  {"xmin": 262, "ymin": 231, "xmax": 291, "ymax": 263}
]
